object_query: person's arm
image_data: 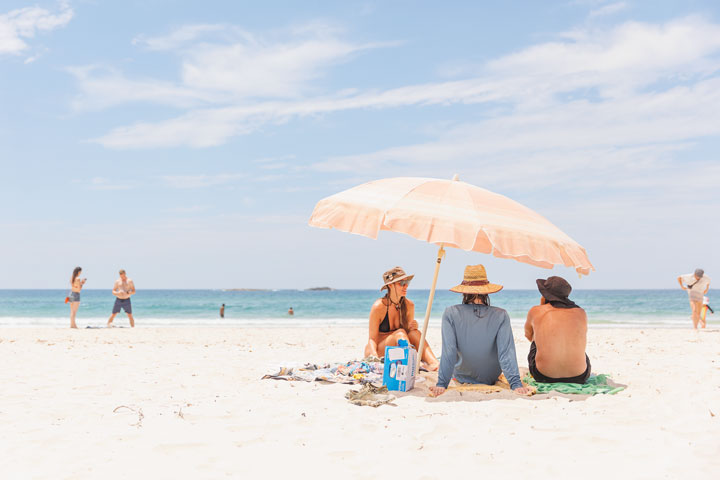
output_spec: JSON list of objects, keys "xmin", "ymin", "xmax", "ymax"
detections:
[
  {"xmin": 112, "ymin": 281, "xmax": 120, "ymax": 297},
  {"xmin": 677, "ymin": 276, "xmax": 687, "ymax": 290},
  {"xmin": 435, "ymin": 309, "xmax": 458, "ymax": 390},
  {"xmin": 524, "ymin": 308, "xmax": 535, "ymax": 342},
  {"xmin": 367, "ymin": 302, "xmax": 382, "ymax": 346},
  {"xmin": 406, "ymin": 299, "xmax": 418, "ymax": 331},
  {"xmin": 496, "ymin": 312, "xmax": 523, "ymax": 391},
  {"xmin": 128, "ymin": 280, "xmax": 136, "ymax": 295}
]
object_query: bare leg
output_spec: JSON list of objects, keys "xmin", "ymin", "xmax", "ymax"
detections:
[
  {"xmin": 407, "ymin": 329, "xmax": 439, "ymax": 371},
  {"xmin": 107, "ymin": 313, "xmax": 118, "ymax": 326},
  {"xmin": 127, "ymin": 313, "xmax": 135, "ymax": 328},
  {"xmin": 364, "ymin": 339, "xmax": 379, "ymax": 358},
  {"xmin": 70, "ymin": 302, "xmax": 79, "ymax": 329},
  {"xmin": 376, "ymin": 329, "xmax": 410, "ymax": 354},
  {"xmin": 690, "ymin": 301, "xmax": 700, "ymax": 329}
]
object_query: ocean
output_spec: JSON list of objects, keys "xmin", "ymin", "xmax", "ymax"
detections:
[{"xmin": 0, "ymin": 289, "xmax": 713, "ymax": 328}]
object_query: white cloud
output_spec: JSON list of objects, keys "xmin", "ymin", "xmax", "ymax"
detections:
[
  {"xmin": 161, "ymin": 173, "xmax": 246, "ymax": 189},
  {"xmin": 88, "ymin": 16, "xmax": 720, "ymax": 151},
  {"xmin": 0, "ymin": 2, "xmax": 73, "ymax": 57},
  {"xmin": 72, "ymin": 22, "xmax": 388, "ymax": 114},
  {"xmin": 588, "ymin": 2, "xmax": 627, "ymax": 18},
  {"xmin": 68, "ymin": 65, "xmax": 224, "ymax": 111}
]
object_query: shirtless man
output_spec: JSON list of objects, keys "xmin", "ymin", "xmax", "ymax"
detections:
[
  {"xmin": 524, "ymin": 276, "xmax": 591, "ymax": 384},
  {"xmin": 677, "ymin": 268, "xmax": 711, "ymax": 329},
  {"xmin": 107, "ymin": 269, "xmax": 136, "ymax": 327}
]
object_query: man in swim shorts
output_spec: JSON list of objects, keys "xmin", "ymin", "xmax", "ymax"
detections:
[
  {"xmin": 107, "ymin": 269, "xmax": 136, "ymax": 327},
  {"xmin": 524, "ymin": 276, "xmax": 591, "ymax": 384},
  {"xmin": 677, "ymin": 268, "xmax": 711, "ymax": 329}
]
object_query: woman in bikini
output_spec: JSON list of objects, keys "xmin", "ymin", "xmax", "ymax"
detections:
[
  {"xmin": 364, "ymin": 267, "xmax": 439, "ymax": 370},
  {"xmin": 68, "ymin": 266, "xmax": 86, "ymax": 329}
]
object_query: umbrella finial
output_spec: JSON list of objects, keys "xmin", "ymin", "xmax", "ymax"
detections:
[{"xmin": 452, "ymin": 174, "xmax": 459, "ymax": 181}]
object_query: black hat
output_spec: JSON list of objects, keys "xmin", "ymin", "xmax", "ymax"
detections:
[{"xmin": 536, "ymin": 276, "xmax": 579, "ymax": 309}]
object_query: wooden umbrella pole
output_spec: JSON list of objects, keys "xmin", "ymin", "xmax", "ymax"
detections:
[{"xmin": 416, "ymin": 244, "xmax": 445, "ymax": 375}]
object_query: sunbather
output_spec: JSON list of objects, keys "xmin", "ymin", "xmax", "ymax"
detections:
[
  {"xmin": 364, "ymin": 267, "xmax": 439, "ymax": 370},
  {"xmin": 429, "ymin": 265, "xmax": 532, "ymax": 396},
  {"xmin": 524, "ymin": 276, "xmax": 591, "ymax": 384}
]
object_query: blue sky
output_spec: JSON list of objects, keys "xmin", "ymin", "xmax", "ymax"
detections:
[{"xmin": 1, "ymin": 0, "xmax": 718, "ymax": 290}]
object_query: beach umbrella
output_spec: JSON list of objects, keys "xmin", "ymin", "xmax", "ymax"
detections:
[{"xmin": 308, "ymin": 175, "xmax": 594, "ymax": 373}]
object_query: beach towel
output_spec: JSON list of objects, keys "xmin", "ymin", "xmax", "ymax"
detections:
[
  {"xmin": 262, "ymin": 360, "xmax": 385, "ymax": 385},
  {"xmin": 523, "ymin": 373, "xmax": 626, "ymax": 395},
  {"xmin": 345, "ymin": 384, "xmax": 396, "ymax": 407}
]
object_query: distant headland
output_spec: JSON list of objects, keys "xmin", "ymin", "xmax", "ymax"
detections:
[{"xmin": 305, "ymin": 287, "xmax": 334, "ymax": 291}]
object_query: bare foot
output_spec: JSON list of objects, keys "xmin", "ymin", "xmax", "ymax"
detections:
[
  {"xmin": 70, "ymin": 324, "xmax": 78, "ymax": 329},
  {"xmin": 424, "ymin": 361, "xmax": 439, "ymax": 372}
]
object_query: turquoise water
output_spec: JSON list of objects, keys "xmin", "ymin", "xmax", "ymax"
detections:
[{"xmin": 0, "ymin": 289, "xmax": 713, "ymax": 327}]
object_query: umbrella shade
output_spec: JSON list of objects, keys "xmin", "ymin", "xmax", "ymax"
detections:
[{"xmin": 309, "ymin": 177, "xmax": 594, "ymax": 275}]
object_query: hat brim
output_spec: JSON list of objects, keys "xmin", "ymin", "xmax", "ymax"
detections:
[
  {"xmin": 449, "ymin": 283, "xmax": 503, "ymax": 294},
  {"xmin": 381, "ymin": 274, "xmax": 415, "ymax": 291}
]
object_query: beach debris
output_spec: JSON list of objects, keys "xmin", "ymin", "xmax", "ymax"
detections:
[
  {"xmin": 345, "ymin": 384, "xmax": 396, "ymax": 407},
  {"xmin": 113, "ymin": 405, "xmax": 144, "ymax": 427},
  {"xmin": 710, "ymin": 409, "xmax": 715, "ymax": 417}
]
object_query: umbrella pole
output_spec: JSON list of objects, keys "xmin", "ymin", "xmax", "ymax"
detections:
[{"xmin": 416, "ymin": 244, "xmax": 445, "ymax": 375}]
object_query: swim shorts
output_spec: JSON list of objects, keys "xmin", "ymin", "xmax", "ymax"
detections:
[
  {"xmin": 112, "ymin": 297, "xmax": 132, "ymax": 314},
  {"xmin": 528, "ymin": 341, "xmax": 591, "ymax": 384}
]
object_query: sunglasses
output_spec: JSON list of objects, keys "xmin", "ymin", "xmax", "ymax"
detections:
[{"xmin": 396, "ymin": 280, "xmax": 411, "ymax": 287}]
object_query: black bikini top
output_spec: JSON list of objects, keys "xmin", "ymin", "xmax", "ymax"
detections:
[{"xmin": 379, "ymin": 300, "xmax": 401, "ymax": 333}]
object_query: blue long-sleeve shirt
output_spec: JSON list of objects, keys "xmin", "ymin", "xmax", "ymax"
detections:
[{"xmin": 437, "ymin": 304, "xmax": 522, "ymax": 390}]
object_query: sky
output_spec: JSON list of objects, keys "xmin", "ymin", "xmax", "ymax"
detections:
[{"xmin": 1, "ymin": 0, "xmax": 719, "ymax": 290}]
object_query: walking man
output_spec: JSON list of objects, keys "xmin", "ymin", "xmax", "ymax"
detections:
[
  {"xmin": 108, "ymin": 269, "xmax": 136, "ymax": 327},
  {"xmin": 220, "ymin": 304, "xmax": 225, "ymax": 318},
  {"xmin": 678, "ymin": 269, "xmax": 711, "ymax": 329}
]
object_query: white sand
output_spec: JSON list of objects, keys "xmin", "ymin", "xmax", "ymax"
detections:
[{"xmin": 1, "ymin": 326, "xmax": 719, "ymax": 479}]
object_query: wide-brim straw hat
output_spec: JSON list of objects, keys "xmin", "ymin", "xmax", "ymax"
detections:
[
  {"xmin": 381, "ymin": 266, "xmax": 415, "ymax": 291},
  {"xmin": 450, "ymin": 264, "xmax": 503, "ymax": 294}
]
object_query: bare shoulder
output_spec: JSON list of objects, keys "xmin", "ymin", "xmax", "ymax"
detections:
[
  {"xmin": 370, "ymin": 298, "xmax": 387, "ymax": 312},
  {"xmin": 528, "ymin": 304, "xmax": 552, "ymax": 322},
  {"xmin": 404, "ymin": 298, "xmax": 415, "ymax": 308}
]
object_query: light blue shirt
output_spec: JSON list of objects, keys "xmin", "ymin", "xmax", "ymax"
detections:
[{"xmin": 437, "ymin": 304, "xmax": 522, "ymax": 390}]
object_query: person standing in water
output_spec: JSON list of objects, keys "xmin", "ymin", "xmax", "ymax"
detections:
[
  {"xmin": 678, "ymin": 268, "xmax": 711, "ymax": 329},
  {"xmin": 288, "ymin": 307, "xmax": 294, "ymax": 316},
  {"xmin": 220, "ymin": 304, "xmax": 225, "ymax": 318},
  {"xmin": 107, "ymin": 269, "xmax": 136, "ymax": 327},
  {"xmin": 68, "ymin": 266, "xmax": 86, "ymax": 329}
]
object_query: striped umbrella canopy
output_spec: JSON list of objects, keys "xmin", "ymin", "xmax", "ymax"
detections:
[{"xmin": 309, "ymin": 175, "xmax": 594, "ymax": 372}]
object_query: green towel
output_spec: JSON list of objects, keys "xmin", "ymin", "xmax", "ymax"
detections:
[{"xmin": 523, "ymin": 373, "xmax": 625, "ymax": 395}]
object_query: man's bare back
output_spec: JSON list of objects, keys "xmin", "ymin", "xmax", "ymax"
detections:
[{"xmin": 525, "ymin": 302, "xmax": 588, "ymax": 378}]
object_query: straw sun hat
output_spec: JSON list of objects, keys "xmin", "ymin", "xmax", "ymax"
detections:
[{"xmin": 449, "ymin": 264, "xmax": 503, "ymax": 295}]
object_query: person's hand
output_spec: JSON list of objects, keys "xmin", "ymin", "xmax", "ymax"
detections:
[
  {"xmin": 408, "ymin": 320, "xmax": 419, "ymax": 330},
  {"xmin": 429, "ymin": 386, "xmax": 446, "ymax": 397},
  {"xmin": 513, "ymin": 386, "xmax": 533, "ymax": 395}
]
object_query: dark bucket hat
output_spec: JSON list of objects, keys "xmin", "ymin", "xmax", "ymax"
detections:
[{"xmin": 536, "ymin": 276, "xmax": 579, "ymax": 309}]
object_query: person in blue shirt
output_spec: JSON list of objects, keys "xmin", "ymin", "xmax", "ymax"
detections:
[{"xmin": 429, "ymin": 264, "xmax": 532, "ymax": 396}]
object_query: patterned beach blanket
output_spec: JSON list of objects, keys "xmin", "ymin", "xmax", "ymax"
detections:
[
  {"xmin": 262, "ymin": 360, "xmax": 385, "ymax": 385},
  {"xmin": 523, "ymin": 373, "xmax": 626, "ymax": 395}
]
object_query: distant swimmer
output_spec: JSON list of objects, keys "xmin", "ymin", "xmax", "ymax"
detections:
[
  {"xmin": 677, "ymin": 268, "xmax": 711, "ymax": 329},
  {"xmin": 220, "ymin": 304, "xmax": 225, "ymax": 318},
  {"xmin": 288, "ymin": 307, "xmax": 294, "ymax": 316},
  {"xmin": 68, "ymin": 266, "xmax": 87, "ymax": 329},
  {"xmin": 107, "ymin": 269, "xmax": 136, "ymax": 328}
]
